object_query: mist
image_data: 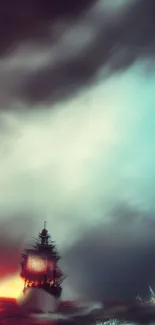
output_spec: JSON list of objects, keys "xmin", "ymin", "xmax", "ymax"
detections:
[
  {"xmin": 0, "ymin": 216, "xmax": 34, "ymax": 278},
  {"xmin": 64, "ymin": 204, "xmax": 155, "ymax": 301}
]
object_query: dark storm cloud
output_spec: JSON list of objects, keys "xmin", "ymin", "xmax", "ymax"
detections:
[
  {"xmin": 0, "ymin": 0, "xmax": 155, "ymax": 106},
  {"xmin": 0, "ymin": 0, "xmax": 95, "ymax": 55},
  {"xmin": 64, "ymin": 203, "xmax": 155, "ymax": 302},
  {"xmin": 19, "ymin": 0, "xmax": 155, "ymax": 105}
]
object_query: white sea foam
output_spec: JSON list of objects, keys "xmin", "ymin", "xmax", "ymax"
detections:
[{"xmin": 17, "ymin": 288, "xmax": 60, "ymax": 313}]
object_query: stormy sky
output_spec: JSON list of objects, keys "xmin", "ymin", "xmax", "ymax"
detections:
[{"xmin": 1, "ymin": 0, "xmax": 155, "ymax": 302}]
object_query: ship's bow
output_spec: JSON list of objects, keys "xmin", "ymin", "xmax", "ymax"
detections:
[{"xmin": 18, "ymin": 288, "xmax": 60, "ymax": 313}]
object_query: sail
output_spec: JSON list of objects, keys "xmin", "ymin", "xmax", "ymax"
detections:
[
  {"xmin": 26, "ymin": 254, "xmax": 47, "ymax": 273},
  {"xmin": 20, "ymin": 253, "xmax": 47, "ymax": 280},
  {"xmin": 21, "ymin": 249, "xmax": 58, "ymax": 280}
]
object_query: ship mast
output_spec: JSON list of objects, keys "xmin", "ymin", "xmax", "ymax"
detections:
[
  {"xmin": 31, "ymin": 221, "xmax": 60, "ymax": 262},
  {"xmin": 39, "ymin": 221, "xmax": 50, "ymax": 246}
]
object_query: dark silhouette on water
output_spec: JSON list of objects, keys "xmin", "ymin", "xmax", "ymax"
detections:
[{"xmin": 20, "ymin": 221, "xmax": 64, "ymax": 299}]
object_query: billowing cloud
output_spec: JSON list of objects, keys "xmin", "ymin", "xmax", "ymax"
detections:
[
  {"xmin": 64, "ymin": 204, "xmax": 155, "ymax": 301},
  {"xmin": 1, "ymin": 0, "xmax": 155, "ymax": 107},
  {"xmin": 0, "ymin": 66, "xmax": 155, "ymax": 301},
  {"xmin": 0, "ymin": 0, "xmax": 95, "ymax": 55}
]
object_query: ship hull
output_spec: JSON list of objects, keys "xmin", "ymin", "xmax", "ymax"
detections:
[
  {"xmin": 42, "ymin": 284, "xmax": 62, "ymax": 298},
  {"xmin": 23, "ymin": 283, "xmax": 62, "ymax": 299},
  {"xmin": 18, "ymin": 287, "xmax": 60, "ymax": 313}
]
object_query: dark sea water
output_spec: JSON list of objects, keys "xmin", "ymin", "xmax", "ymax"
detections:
[
  {"xmin": 2, "ymin": 297, "xmax": 155, "ymax": 325},
  {"xmin": 0, "ymin": 298, "xmax": 31, "ymax": 325},
  {"xmin": 0, "ymin": 286, "xmax": 107, "ymax": 325},
  {"xmin": 0, "ymin": 298, "xmax": 104, "ymax": 325}
]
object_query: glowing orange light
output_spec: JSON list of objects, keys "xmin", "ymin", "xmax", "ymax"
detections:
[
  {"xmin": 27, "ymin": 255, "xmax": 47, "ymax": 273},
  {"xmin": 0, "ymin": 274, "xmax": 24, "ymax": 299}
]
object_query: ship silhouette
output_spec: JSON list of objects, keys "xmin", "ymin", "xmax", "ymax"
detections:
[{"xmin": 20, "ymin": 221, "xmax": 64, "ymax": 299}]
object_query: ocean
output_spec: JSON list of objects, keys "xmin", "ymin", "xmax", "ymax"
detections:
[
  {"xmin": 1, "ymin": 297, "xmax": 155, "ymax": 325},
  {"xmin": 0, "ymin": 298, "xmax": 113, "ymax": 325}
]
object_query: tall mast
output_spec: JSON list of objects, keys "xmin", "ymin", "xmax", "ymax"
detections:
[{"xmin": 38, "ymin": 221, "xmax": 50, "ymax": 246}]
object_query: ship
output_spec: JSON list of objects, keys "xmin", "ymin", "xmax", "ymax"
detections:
[{"xmin": 20, "ymin": 221, "xmax": 64, "ymax": 299}]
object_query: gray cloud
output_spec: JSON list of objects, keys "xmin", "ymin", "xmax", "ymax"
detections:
[
  {"xmin": 0, "ymin": 216, "xmax": 35, "ymax": 278},
  {"xmin": 0, "ymin": 0, "xmax": 155, "ymax": 107},
  {"xmin": 0, "ymin": 0, "xmax": 95, "ymax": 55},
  {"xmin": 64, "ymin": 203, "xmax": 155, "ymax": 302},
  {"xmin": 13, "ymin": 0, "xmax": 155, "ymax": 106}
]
